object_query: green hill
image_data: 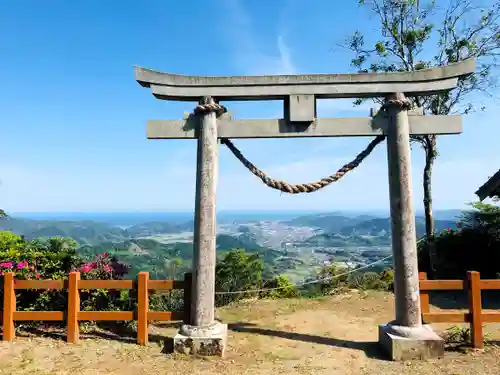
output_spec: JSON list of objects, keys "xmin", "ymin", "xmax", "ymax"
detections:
[
  {"xmin": 339, "ymin": 217, "xmax": 457, "ymax": 237},
  {"xmin": 0, "ymin": 218, "xmax": 194, "ymax": 245},
  {"xmin": 286, "ymin": 213, "xmax": 378, "ymax": 233},
  {"xmin": 0, "ymin": 219, "xmax": 130, "ymax": 245}
]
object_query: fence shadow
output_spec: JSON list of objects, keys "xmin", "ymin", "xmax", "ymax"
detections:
[
  {"xmin": 430, "ymin": 290, "xmax": 500, "ymax": 310},
  {"xmin": 10, "ymin": 321, "xmax": 175, "ymax": 347},
  {"xmin": 228, "ymin": 322, "xmax": 388, "ymax": 361}
]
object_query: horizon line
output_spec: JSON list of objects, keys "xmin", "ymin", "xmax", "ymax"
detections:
[{"xmin": 7, "ymin": 208, "xmax": 465, "ymax": 215}]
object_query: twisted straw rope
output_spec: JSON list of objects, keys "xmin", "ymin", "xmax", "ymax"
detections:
[
  {"xmin": 193, "ymin": 100, "xmax": 386, "ymax": 194},
  {"xmin": 194, "ymin": 102, "xmax": 227, "ymax": 117},
  {"xmin": 382, "ymin": 98, "xmax": 413, "ymax": 111},
  {"xmin": 221, "ymin": 136, "xmax": 385, "ymax": 194}
]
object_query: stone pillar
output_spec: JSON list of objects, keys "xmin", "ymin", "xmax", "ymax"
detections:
[
  {"xmin": 192, "ymin": 96, "xmax": 218, "ymax": 327},
  {"xmin": 378, "ymin": 93, "xmax": 444, "ymax": 361},
  {"xmin": 385, "ymin": 92, "xmax": 421, "ymax": 328},
  {"xmin": 173, "ymin": 96, "xmax": 228, "ymax": 357}
]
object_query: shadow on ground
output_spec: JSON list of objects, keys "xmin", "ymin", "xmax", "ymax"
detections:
[
  {"xmin": 430, "ymin": 290, "xmax": 500, "ymax": 310},
  {"xmin": 10, "ymin": 321, "xmax": 182, "ymax": 353},
  {"xmin": 228, "ymin": 322, "xmax": 389, "ymax": 361}
]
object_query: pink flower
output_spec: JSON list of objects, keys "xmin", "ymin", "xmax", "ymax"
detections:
[
  {"xmin": 103, "ymin": 264, "xmax": 113, "ymax": 272},
  {"xmin": 81, "ymin": 262, "xmax": 97, "ymax": 273},
  {"xmin": 16, "ymin": 260, "xmax": 28, "ymax": 270},
  {"xmin": 35, "ymin": 273, "xmax": 40, "ymax": 279},
  {"xmin": 0, "ymin": 261, "xmax": 13, "ymax": 269},
  {"xmin": 81, "ymin": 265, "xmax": 92, "ymax": 273}
]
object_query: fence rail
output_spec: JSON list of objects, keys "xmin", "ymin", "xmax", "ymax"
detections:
[
  {"xmin": 0, "ymin": 272, "xmax": 191, "ymax": 345},
  {"xmin": 419, "ymin": 271, "xmax": 500, "ymax": 348}
]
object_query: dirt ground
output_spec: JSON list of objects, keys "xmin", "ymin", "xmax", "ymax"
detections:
[{"xmin": 1, "ymin": 291, "xmax": 499, "ymax": 375}]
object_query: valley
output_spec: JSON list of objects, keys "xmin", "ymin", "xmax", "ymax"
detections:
[{"xmin": 0, "ymin": 211, "xmax": 461, "ymax": 282}]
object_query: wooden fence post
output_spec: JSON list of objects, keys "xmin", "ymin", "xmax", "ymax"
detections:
[
  {"xmin": 2, "ymin": 273, "xmax": 15, "ymax": 341},
  {"xmin": 418, "ymin": 272, "xmax": 430, "ymax": 322},
  {"xmin": 137, "ymin": 272, "xmax": 149, "ymax": 345},
  {"xmin": 67, "ymin": 272, "xmax": 80, "ymax": 343},
  {"xmin": 183, "ymin": 272, "xmax": 192, "ymax": 325},
  {"xmin": 467, "ymin": 271, "xmax": 483, "ymax": 349}
]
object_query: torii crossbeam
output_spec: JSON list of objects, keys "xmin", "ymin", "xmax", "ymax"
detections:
[{"xmin": 135, "ymin": 59, "xmax": 476, "ymax": 360}]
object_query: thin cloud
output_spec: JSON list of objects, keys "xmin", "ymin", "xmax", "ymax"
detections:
[
  {"xmin": 276, "ymin": 35, "xmax": 295, "ymax": 75},
  {"xmin": 221, "ymin": 0, "xmax": 295, "ymax": 75},
  {"xmin": 219, "ymin": 0, "xmax": 370, "ymax": 116}
]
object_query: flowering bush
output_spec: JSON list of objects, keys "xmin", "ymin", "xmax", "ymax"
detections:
[
  {"xmin": 76, "ymin": 252, "xmax": 129, "ymax": 280},
  {"xmin": 0, "ymin": 232, "xmax": 131, "ymax": 321},
  {"xmin": 76, "ymin": 252, "xmax": 132, "ymax": 314}
]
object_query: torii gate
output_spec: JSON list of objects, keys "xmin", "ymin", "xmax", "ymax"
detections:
[{"xmin": 135, "ymin": 59, "xmax": 476, "ymax": 361}]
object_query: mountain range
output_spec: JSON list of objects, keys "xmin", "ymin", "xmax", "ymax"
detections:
[{"xmin": 0, "ymin": 211, "xmax": 462, "ymax": 279}]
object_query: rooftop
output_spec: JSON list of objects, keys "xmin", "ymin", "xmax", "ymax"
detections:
[{"xmin": 476, "ymin": 169, "xmax": 500, "ymax": 201}]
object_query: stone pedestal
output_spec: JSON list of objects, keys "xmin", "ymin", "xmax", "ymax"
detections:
[
  {"xmin": 173, "ymin": 321, "xmax": 228, "ymax": 357},
  {"xmin": 378, "ymin": 324, "xmax": 444, "ymax": 361}
]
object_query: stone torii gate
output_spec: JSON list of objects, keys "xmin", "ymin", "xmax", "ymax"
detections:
[{"xmin": 135, "ymin": 59, "xmax": 475, "ymax": 360}]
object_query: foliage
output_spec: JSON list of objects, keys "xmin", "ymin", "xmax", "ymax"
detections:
[
  {"xmin": 0, "ymin": 230, "xmax": 395, "ymax": 333},
  {"xmin": 442, "ymin": 325, "xmax": 472, "ymax": 345},
  {"xmin": 316, "ymin": 264, "xmax": 352, "ymax": 295},
  {"xmin": 418, "ymin": 202, "xmax": 500, "ymax": 278},
  {"xmin": 349, "ymin": 269, "xmax": 394, "ymax": 291},
  {"xmin": 215, "ymin": 249, "xmax": 264, "ymax": 306},
  {"xmin": 0, "ymin": 233, "xmax": 81, "ymax": 280},
  {"xmin": 442, "ymin": 325, "xmax": 490, "ymax": 346},
  {"xmin": 343, "ymin": 0, "xmax": 500, "ymax": 247},
  {"xmin": 261, "ymin": 275, "xmax": 300, "ymax": 299},
  {"xmin": 458, "ymin": 201, "xmax": 500, "ymax": 229},
  {"xmin": 0, "ymin": 232, "xmax": 130, "ymax": 321},
  {"xmin": 315, "ymin": 263, "xmax": 394, "ymax": 295}
]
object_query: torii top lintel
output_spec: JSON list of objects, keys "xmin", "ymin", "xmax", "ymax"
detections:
[{"xmin": 134, "ymin": 59, "xmax": 476, "ymax": 101}]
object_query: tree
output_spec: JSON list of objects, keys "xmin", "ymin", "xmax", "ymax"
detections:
[
  {"xmin": 417, "ymin": 201, "xmax": 500, "ymax": 278},
  {"xmin": 215, "ymin": 249, "xmax": 264, "ymax": 306},
  {"xmin": 0, "ymin": 209, "xmax": 6, "ymax": 219},
  {"xmin": 343, "ymin": 0, "xmax": 500, "ymax": 275}
]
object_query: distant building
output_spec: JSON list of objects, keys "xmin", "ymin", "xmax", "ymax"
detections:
[{"xmin": 476, "ymin": 169, "xmax": 500, "ymax": 201}]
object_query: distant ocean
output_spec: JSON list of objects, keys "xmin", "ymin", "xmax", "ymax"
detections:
[
  {"xmin": 8, "ymin": 209, "xmax": 462, "ymax": 227},
  {"xmin": 9, "ymin": 211, "xmax": 332, "ymax": 226}
]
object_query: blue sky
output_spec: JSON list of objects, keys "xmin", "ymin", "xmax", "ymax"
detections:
[{"xmin": 1, "ymin": 0, "xmax": 499, "ymax": 213}]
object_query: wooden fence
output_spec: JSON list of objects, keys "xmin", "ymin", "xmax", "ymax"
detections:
[
  {"xmin": 419, "ymin": 271, "xmax": 500, "ymax": 348},
  {"xmin": 0, "ymin": 271, "xmax": 191, "ymax": 345}
]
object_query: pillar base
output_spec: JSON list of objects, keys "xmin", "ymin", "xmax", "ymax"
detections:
[
  {"xmin": 378, "ymin": 323, "xmax": 444, "ymax": 361},
  {"xmin": 173, "ymin": 321, "xmax": 228, "ymax": 357}
]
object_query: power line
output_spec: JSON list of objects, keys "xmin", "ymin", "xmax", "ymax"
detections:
[
  {"xmin": 215, "ymin": 254, "xmax": 393, "ymax": 295},
  {"xmin": 215, "ymin": 237, "xmax": 427, "ymax": 295}
]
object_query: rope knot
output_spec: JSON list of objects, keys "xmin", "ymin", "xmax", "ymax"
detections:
[
  {"xmin": 382, "ymin": 98, "xmax": 413, "ymax": 111},
  {"xmin": 194, "ymin": 102, "xmax": 227, "ymax": 117}
]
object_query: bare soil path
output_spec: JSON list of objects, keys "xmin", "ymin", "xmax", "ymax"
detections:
[{"xmin": 1, "ymin": 291, "xmax": 499, "ymax": 375}]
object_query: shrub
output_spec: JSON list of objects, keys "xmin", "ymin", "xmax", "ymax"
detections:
[
  {"xmin": 215, "ymin": 249, "xmax": 264, "ymax": 306},
  {"xmin": 261, "ymin": 275, "xmax": 300, "ymax": 299},
  {"xmin": 316, "ymin": 263, "xmax": 352, "ymax": 295},
  {"xmin": 313, "ymin": 262, "xmax": 394, "ymax": 295},
  {"xmin": 77, "ymin": 253, "xmax": 131, "ymax": 314},
  {"xmin": 348, "ymin": 269, "xmax": 394, "ymax": 291},
  {"xmin": 418, "ymin": 202, "xmax": 500, "ymax": 279},
  {"xmin": 0, "ymin": 233, "xmax": 131, "ymax": 321}
]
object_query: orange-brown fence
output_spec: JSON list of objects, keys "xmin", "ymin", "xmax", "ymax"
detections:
[
  {"xmin": 0, "ymin": 271, "xmax": 191, "ymax": 345},
  {"xmin": 419, "ymin": 271, "xmax": 500, "ymax": 348}
]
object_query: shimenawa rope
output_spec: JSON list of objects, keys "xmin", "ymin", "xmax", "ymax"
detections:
[{"xmin": 192, "ymin": 100, "xmax": 414, "ymax": 194}]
